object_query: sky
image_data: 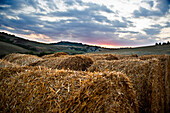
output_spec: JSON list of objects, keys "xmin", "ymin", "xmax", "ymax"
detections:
[{"xmin": 0, "ymin": 0, "xmax": 170, "ymax": 48}]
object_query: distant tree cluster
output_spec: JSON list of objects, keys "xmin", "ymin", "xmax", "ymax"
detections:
[{"xmin": 155, "ymin": 41, "xmax": 170, "ymax": 46}]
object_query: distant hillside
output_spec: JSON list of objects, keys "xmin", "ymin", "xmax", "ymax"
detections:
[
  {"xmin": 0, "ymin": 32, "xmax": 110, "ymax": 57},
  {"xmin": 95, "ymin": 44, "xmax": 170, "ymax": 56}
]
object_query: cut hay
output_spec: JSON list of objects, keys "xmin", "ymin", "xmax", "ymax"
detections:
[
  {"xmin": 86, "ymin": 54, "xmax": 119, "ymax": 61},
  {"xmin": 42, "ymin": 52, "xmax": 69, "ymax": 59},
  {"xmin": 139, "ymin": 55, "xmax": 170, "ymax": 113},
  {"xmin": 3, "ymin": 53, "xmax": 43, "ymax": 66},
  {"xmin": 0, "ymin": 59, "xmax": 19, "ymax": 68},
  {"xmin": 0, "ymin": 66, "xmax": 138, "ymax": 113},
  {"xmin": 30, "ymin": 57, "xmax": 66, "ymax": 69},
  {"xmin": 58, "ymin": 55, "xmax": 94, "ymax": 71},
  {"xmin": 88, "ymin": 59, "xmax": 165, "ymax": 113}
]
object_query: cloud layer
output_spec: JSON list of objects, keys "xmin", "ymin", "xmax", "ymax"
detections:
[{"xmin": 0, "ymin": 0, "xmax": 170, "ymax": 47}]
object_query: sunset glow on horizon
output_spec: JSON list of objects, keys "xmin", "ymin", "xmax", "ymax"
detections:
[{"xmin": 0, "ymin": 0, "xmax": 169, "ymax": 47}]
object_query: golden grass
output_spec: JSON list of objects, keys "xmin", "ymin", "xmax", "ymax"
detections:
[
  {"xmin": 0, "ymin": 66, "xmax": 138, "ymax": 113},
  {"xmin": 42, "ymin": 52, "xmax": 69, "ymax": 59},
  {"xmin": 3, "ymin": 53, "xmax": 43, "ymax": 66},
  {"xmin": 88, "ymin": 59, "xmax": 165, "ymax": 113}
]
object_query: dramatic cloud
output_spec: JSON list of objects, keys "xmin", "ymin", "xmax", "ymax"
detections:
[{"xmin": 0, "ymin": 0, "xmax": 170, "ymax": 47}]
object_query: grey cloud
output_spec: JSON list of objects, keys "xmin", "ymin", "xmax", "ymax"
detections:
[
  {"xmin": 133, "ymin": 0, "xmax": 170, "ymax": 18},
  {"xmin": 143, "ymin": 28, "xmax": 161, "ymax": 35}
]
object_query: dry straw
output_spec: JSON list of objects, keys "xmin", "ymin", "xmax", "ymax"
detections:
[
  {"xmin": 86, "ymin": 53, "xmax": 139, "ymax": 61},
  {"xmin": 31, "ymin": 55, "xmax": 93, "ymax": 71},
  {"xmin": 86, "ymin": 54, "xmax": 119, "ymax": 61},
  {"xmin": 139, "ymin": 55, "xmax": 170, "ymax": 113},
  {"xmin": 42, "ymin": 52, "xmax": 69, "ymax": 59},
  {"xmin": 30, "ymin": 57, "xmax": 66, "ymax": 69},
  {"xmin": 58, "ymin": 55, "xmax": 94, "ymax": 71},
  {"xmin": 0, "ymin": 66, "xmax": 138, "ymax": 113},
  {"xmin": 3, "ymin": 53, "xmax": 43, "ymax": 66},
  {"xmin": 0, "ymin": 59, "xmax": 19, "ymax": 68},
  {"xmin": 88, "ymin": 58, "xmax": 165, "ymax": 113}
]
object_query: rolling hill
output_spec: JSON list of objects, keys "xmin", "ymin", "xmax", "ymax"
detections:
[
  {"xmin": 0, "ymin": 32, "xmax": 169, "ymax": 58},
  {"xmin": 0, "ymin": 32, "xmax": 110, "ymax": 57}
]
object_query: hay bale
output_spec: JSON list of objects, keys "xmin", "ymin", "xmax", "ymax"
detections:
[
  {"xmin": 58, "ymin": 55, "xmax": 93, "ymax": 71},
  {"xmin": 42, "ymin": 52, "xmax": 69, "ymax": 59},
  {"xmin": 139, "ymin": 55, "xmax": 170, "ymax": 113},
  {"xmin": 105, "ymin": 54, "xmax": 119, "ymax": 60},
  {"xmin": 86, "ymin": 54, "xmax": 118, "ymax": 61},
  {"xmin": 88, "ymin": 59, "xmax": 165, "ymax": 113},
  {"xmin": 30, "ymin": 57, "xmax": 66, "ymax": 69},
  {"xmin": 0, "ymin": 66, "xmax": 138, "ymax": 113},
  {"xmin": 131, "ymin": 54, "xmax": 138, "ymax": 57},
  {"xmin": 0, "ymin": 59, "xmax": 19, "ymax": 68},
  {"xmin": 3, "ymin": 53, "xmax": 43, "ymax": 66},
  {"xmin": 2, "ymin": 53, "xmax": 26, "ymax": 61}
]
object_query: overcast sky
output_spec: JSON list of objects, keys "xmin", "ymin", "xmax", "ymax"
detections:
[{"xmin": 0, "ymin": 0, "xmax": 170, "ymax": 47}]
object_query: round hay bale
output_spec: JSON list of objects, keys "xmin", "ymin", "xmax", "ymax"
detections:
[
  {"xmin": 105, "ymin": 54, "xmax": 119, "ymax": 60},
  {"xmin": 0, "ymin": 66, "xmax": 138, "ymax": 113},
  {"xmin": 139, "ymin": 55, "xmax": 170, "ymax": 113},
  {"xmin": 3, "ymin": 53, "xmax": 43, "ymax": 66},
  {"xmin": 30, "ymin": 57, "xmax": 66, "ymax": 69},
  {"xmin": 2, "ymin": 53, "xmax": 26, "ymax": 62},
  {"xmin": 58, "ymin": 55, "xmax": 93, "ymax": 71},
  {"xmin": 88, "ymin": 59, "xmax": 165, "ymax": 113},
  {"xmin": 42, "ymin": 52, "xmax": 69, "ymax": 59},
  {"xmin": 131, "ymin": 54, "xmax": 138, "ymax": 57},
  {"xmin": 86, "ymin": 54, "xmax": 119, "ymax": 61}
]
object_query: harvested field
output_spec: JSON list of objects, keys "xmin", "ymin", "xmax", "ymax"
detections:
[
  {"xmin": 3, "ymin": 53, "xmax": 43, "ymax": 66},
  {"xmin": 0, "ymin": 66, "xmax": 138, "ymax": 113},
  {"xmin": 42, "ymin": 52, "xmax": 69, "ymax": 59},
  {"xmin": 57, "ymin": 55, "xmax": 94, "ymax": 71},
  {"xmin": 88, "ymin": 59, "xmax": 165, "ymax": 113},
  {"xmin": 0, "ymin": 59, "xmax": 19, "ymax": 68}
]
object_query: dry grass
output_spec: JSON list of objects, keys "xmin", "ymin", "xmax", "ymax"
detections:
[
  {"xmin": 0, "ymin": 59, "xmax": 19, "ymax": 68},
  {"xmin": 88, "ymin": 59, "xmax": 165, "ymax": 113},
  {"xmin": 58, "ymin": 55, "xmax": 94, "ymax": 71},
  {"xmin": 0, "ymin": 66, "xmax": 138, "ymax": 113},
  {"xmin": 42, "ymin": 52, "xmax": 69, "ymax": 59},
  {"xmin": 3, "ymin": 53, "xmax": 43, "ymax": 66}
]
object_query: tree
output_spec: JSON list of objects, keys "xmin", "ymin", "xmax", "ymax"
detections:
[{"xmin": 155, "ymin": 43, "xmax": 158, "ymax": 46}]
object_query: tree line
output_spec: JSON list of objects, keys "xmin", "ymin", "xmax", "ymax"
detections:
[{"xmin": 155, "ymin": 41, "xmax": 170, "ymax": 46}]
